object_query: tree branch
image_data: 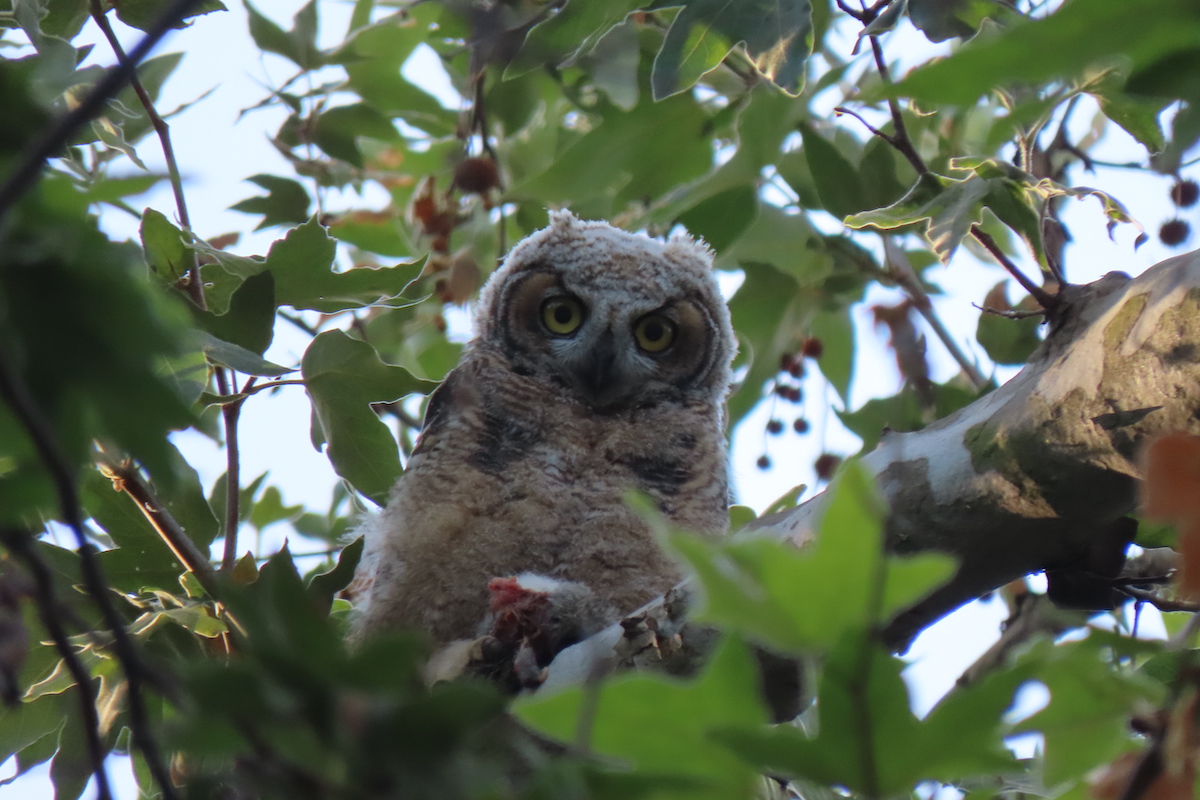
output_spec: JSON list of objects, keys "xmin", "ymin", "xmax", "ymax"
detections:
[
  {"xmin": 1117, "ymin": 586, "xmax": 1200, "ymax": 614},
  {"xmin": 0, "ymin": 347, "xmax": 179, "ymax": 800},
  {"xmin": 0, "ymin": 529, "xmax": 112, "ymax": 800},
  {"xmin": 865, "ymin": 36, "xmax": 928, "ymax": 177},
  {"xmin": 882, "ymin": 239, "xmax": 988, "ymax": 390},
  {"xmin": 99, "ymin": 460, "xmax": 218, "ymax": 597},
  {"xmin": 89, "ymin": 0, "xmax": 206, "ymax": 309},
  {"xmin": 0, "ymin": 0, "xmax": 211, "ymax": 232},
  {"xmin": 970, "ymin": 226, "xmax": 1059, "ymax": 309},
  {"xmin": 220, "ymin": 375, "xmax": 252, "ymax": 573},
  {"xmin": 538, "ymin": 250, "xmax": 1200, "ymax": 686}
]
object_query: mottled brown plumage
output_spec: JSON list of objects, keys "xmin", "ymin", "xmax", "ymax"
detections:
[{"xmin": 351, "ymin": 211, "xmax": 735, "ymax": 646}]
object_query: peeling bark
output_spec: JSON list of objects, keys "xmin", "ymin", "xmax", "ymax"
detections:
[{"xmin": 541, "ymin": 250, "xmax": 1200, "ymax": 689}]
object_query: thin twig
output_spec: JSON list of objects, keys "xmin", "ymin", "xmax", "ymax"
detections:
[
  {"xmin": 99, "ymin": 460, "xmax": 218, "ymax": 597},
  {"xmin": 972, "ymin": 303, "xmax": 1046, "ymax": 320},
  {"xmin": 883, "ymin": 240, "xmax": 987, "ymax": 390},
  {"xmin": 866, "ymin": 36, "xmax": 928, "ymax": 176},
  {"xmin": 835, "ymin": 0, "xmax": 867, "ymax": 20},
  {"xmin": 1118, "ymin": 586, "xmax": 1200, "ymax": 614},
  {"xmin": 220, "ymin": 376, "xmax": 253, "ymax": 573},
  {"xmin": 99, "ymin": 460, "xmax": 247, "ymax": 642},
  {"xmin": 0, "ymin": 529, "xmax": 112, "ymax": 800},
  {"xmin": 844, "ymin": 14, "xmax": 1062, "ymax": 308},
  {"xmin": 207, "ymin": 379, "xmax": 307, "ymax": 405},
  {"xmin": 0, "ymin": 0, "xmax": 211, "ymax": 230},
  {"xmin": 0, "ymin": 348, "xmax": 179, "ymax": 800},
  {"xmin": 279, "ymin": 311, "xmax": 319, "ymax": 337},
  {"xmin": 89, "ymin": 0, "xmax": 205, "ymax": 309},
  {"xmin": 833, "ymin": 106, "xmax": 887, "ymax": 138},
  {"xmin": 373, "ymin": 399, "xmax": 423, "ymax": 431},
  {"xmin": 970, "ymin": 226, "xmax": 1058, "ymax": 308}
]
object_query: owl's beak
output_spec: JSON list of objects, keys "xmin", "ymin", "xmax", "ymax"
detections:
[{"xmin": 573, "ymin": 329, "xmax": 624, "ymax": 409}]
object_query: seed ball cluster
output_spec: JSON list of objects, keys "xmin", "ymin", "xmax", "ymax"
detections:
[
  {"xmin": 1161, "ymin": 178, "xmax": 1197, "ymax": 249},
  {"xmin": 756, "ymin": 337, "xmax": 826, "ymax": 471}
]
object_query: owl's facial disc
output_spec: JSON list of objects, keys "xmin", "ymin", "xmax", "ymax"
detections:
[{"xmin": 500, "ymin": 268, "xmax": 719, "ymax": 410}]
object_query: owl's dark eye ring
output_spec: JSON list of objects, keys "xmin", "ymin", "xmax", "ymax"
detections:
[
  {"xmin": 541, "ymin": 296, "xmax": 585, "ymax": 336},
  {"xmin": 634, "ymin": 314, "xmax": 676, "ymax": 353}
]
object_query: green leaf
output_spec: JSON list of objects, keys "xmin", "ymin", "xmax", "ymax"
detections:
[
  {"xmin": 223, "ymin": 548, "xmax": 345, "ymax": 672},
  {"xmin": 1016, "ymin": 636, "xmax": 1163, "ymax": 785},
  {"xmin": 0, "ymin": 197, "xmax": 195, "ymax": 491},
  {"xmin": 894, "ymin": 0, "xmax": 1200, "ymax": 107},
  {"xmin": 651, "ymin": 0, "xmax": 814, "ymax": 99},
  {"xmin": 195, "ymin": 331, "xmax": 293, "ymax": 377},
  {"xmin": 907, "ymin": 0, "xmax": 991, "ymax": 43},
  {"xmin": 248, "ymin": 485, "xmax": 304, "ymax": 532},
  {"xmin": 725, "ymin": 262, "xmax": 801, "ymax": 426},
  {"xmin": 0, "ymin": 693, "xmax": 66, "ymax": 765},
  {"xmin": 312, "ymin": 102, "xmax": 403, "ymax": 168},
  {"xmin": 307, "ymin": 536, "xmax": 363, "ymax": 614},
  {"xmin": 341, "ymin": 6, "xmax": 456, "ymax": 137},
  {"xmin": 976, "ymin": 307, "xmax": 1042, "ymax": 368},
  {"xmin": 152, "ymin": 441, "xmax": 221, "ymax": 552},
  {"xmin": 244, "ymin": 0, "xmax": 323, "ymax": 70},
  {"xmin": 266, "ymin": 218, "xmax": 422, "ymax": 313},
  {"xmin": 1133, "ymin": 517, "xmax": 1175, "ymax": 548},
  {"xmin": 329, "ymin": 210, "xmax": 412, "ymax": 258},
  {"xmin": 676, "ymin": 185, "xmax": 758, "ymax": 252},
  {"xmin": 837, "ymin": 381, "xmax": 984, "ymax": 451},
  {"xmin": 508, "ymin": 1, "xmax": 644, "ymax": 80},
  {"xmin": 229, "ymin": 174, "xmax": 311, "ymax": 231},
  {"xmin": 800, "ymin": 123, "xmax": 866, "ymax": 219},
  {"xmin": 718, "ymin": 204, "xmax": 829, "ymax": 284},
  {"xmin": 193, "ymin": 270, "xmax": 276, "ymax": 356},
  {"xmin": 516, "ymin": 637, "xmax": 766, "ymax": 795},
  {"xmin": 76, "ymin": 175, "xmax": 160, "ymax": 206},
  {"xmin": 763, "ymin": 483, "xmax": 806, "ymax": 516},
  {"xmin": 846, "ymin": 172, "xmax": 988, "ymax": 265},
  {"xmin": 717, "ymin": 632, "xmax": 1024, "ymax": 794},
  {"xmin": 580, "ymin": 19, "xmax": 641, "ymax": 111},
  {"xmin": 81, "ymin": 469, "xmax": 185, "ymax": 593},
  {"xmin": 509, "ymin": 92, "xmax": 712, "ymax": 218},
  {"xmin": 670, "ymin": 461, "xmax": 956, "ymax": 652},
  {"xmin": 209, "ymin": 471, "xmax": 268, "ymax": 535},
  {"xmin": 140, "ymin": 207, "xmax": 190, "ymax": 281},
  {"xmin": 50, "ymin": 687, "xmax": 105, "ymax": 800},
  {"xmin": 1089, "ymin": 77, "xmax": 1169, "ymax": 156},
  {"xmin": 111, "ymin": 0, "xmax": 226, "ymax": 32},
  {"xmin": 130, "ymin": 606, "xmax": 227, "ymax": 639},
  {"xmin": 302, "ymin": 330, "xmax": 435, "ymax": 504}
]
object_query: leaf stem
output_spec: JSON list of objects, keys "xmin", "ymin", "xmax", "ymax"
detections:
[{"xmin": 219, "ymin": 375, "xmax": 253, "ymax": 572}]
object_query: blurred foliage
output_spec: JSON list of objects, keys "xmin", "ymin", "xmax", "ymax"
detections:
[{"xmin": 1, "ymin": 0, "xmax": 1199, "ymax": 797}]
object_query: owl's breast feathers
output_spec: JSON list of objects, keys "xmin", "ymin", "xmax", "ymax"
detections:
[
  {"xmin": 415, "ymin": 348, "xmax": 727, "ymax": 517},
  {"xmin": 358, "ymin": 347, "xmax": 729, "ymax": 643}
]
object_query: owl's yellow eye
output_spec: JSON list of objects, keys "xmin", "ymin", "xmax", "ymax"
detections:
[
  {"xmin": 541, "ymin": 297, "xmax": 584, "ymax": 335},
  {"xmin": 634, "ymin": 314, "xmax": 676, "ymax": 353}
]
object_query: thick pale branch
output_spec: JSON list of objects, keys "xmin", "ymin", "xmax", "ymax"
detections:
[{"xmin": 542, "ymin": 249, "xmax": 1200, "ymax": 687}]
